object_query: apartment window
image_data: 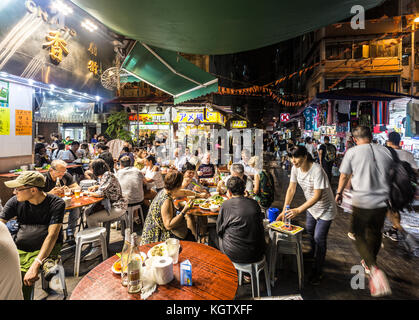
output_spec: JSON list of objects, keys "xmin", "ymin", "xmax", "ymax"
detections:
[{"xmin": 326, "ymin": 43, "xmax": 352, "ymax": 60}]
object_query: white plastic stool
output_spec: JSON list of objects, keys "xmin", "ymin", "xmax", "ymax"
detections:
[
  {"xmin": 74, "ymin": 227, "xmax": 108, "ymax": 277},
  {"xmin": 127, "ymin": 203, "xmax": 144, "ymax": 231},
  {"xmin": 268, "ymin": 229, "xmax": 304, "ymax": 290},
  {"xmin": 233, "ymin": 256, "xmax": 271, "ymax": 298}
]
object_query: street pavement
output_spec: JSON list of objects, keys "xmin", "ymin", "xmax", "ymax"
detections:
[{"xmin": 35, "ymin": 163, "xmax": 419, "ymax": 300}]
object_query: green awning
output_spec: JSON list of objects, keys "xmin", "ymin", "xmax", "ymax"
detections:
[
  {"xmin": 70, "ymin": 0, "xmax": 384, "ymax": 55},
  {"xmin": 121, "ymin": 42, "xmax": 218, "ymax": 105}
]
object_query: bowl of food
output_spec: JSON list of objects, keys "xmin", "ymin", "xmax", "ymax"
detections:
[
  {"xmin": 209, "ymin": 204, "xmax": 220, "ymax": 212},
  {"xmin": 199, "ymin": 202, "xmax": 211, "ymax": 210},
  {"xmin": 112, "ymin": 259, "xmax": 122, "ymax": 274}
]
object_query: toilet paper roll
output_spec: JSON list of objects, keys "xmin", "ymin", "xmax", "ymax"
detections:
[{"xmin": 152, "ymin": 256, "xmax": 174, "ymax": 285}]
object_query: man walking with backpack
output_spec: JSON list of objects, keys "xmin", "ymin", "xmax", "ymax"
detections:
[
  {"xmin": 319, "ymin": 136, "xmax": 336, "ymax": 183},
  {"xmin": 383, "ymin": 132, "xmax": 418, "ymax": 244},
  {"xmin": 336, "ymin": 126, "xmax": 393, "ymax": 297}
]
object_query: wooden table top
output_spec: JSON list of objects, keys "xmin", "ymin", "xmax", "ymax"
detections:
[
  {"xmin": 69, "ymin": 241, "xmax": 238, "ymax": 300},
  {"xmin": 65, "ymin": 195, "xmax": 103, "ymax": 210}
]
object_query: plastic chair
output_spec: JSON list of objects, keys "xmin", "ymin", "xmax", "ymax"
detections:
[
  {"xmin": 127, "ymin": 203, "xmax": 144, "ymax": 231},
  {"xmin": 233, "ymin": 256, "xmax": 271, "ymax": 298},
  {"xmin": 74, "ymin": 227, "xmax": 108, "ymax": 277},
  {"xmin": 268, "ymin": 229, "xmax": 304, "ymax": 290}
]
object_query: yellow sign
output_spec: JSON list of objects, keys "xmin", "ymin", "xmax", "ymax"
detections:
[
  {"xmin": 174, "ymin": 111, "xmax": 225, "ymax": 126},
  {"xmin": 15, "ymin": 110, "xmax": 32, "ymax": 136},
  {"xmin": 0, "ymin": 107, "xmax": 10, "ymax": 135},
  {"xmin": 231, "ymin": 120, "xmax": 247, "ymax": 128},
  {"xmin": 43, "ymin": 30, "xmax": 69, "ymax": 63},
  {"xmin": 88, "ymin": 60, "xmax": 98, "ymax": 75}
]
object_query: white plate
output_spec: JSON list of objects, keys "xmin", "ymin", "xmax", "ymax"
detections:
[{"xmin": 147, "ymin": 243, "xmax": 169, "ymax": 258}]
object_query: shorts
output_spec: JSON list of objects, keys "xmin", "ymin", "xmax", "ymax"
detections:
[{"xmin": 281, "ymin": 150, "xmax": 288, "ymax": 156}]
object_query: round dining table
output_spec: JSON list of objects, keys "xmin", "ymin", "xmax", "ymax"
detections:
[{"xmin": 70, "ymin": 241, "xmax": 238, "ymax": 300}]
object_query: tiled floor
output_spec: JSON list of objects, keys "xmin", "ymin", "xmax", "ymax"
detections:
[{"xmin": 35, "ymin": 166, "xmax": 419, "ymax": 300}]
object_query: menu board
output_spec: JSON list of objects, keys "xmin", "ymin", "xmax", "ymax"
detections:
[
  {"xmin": 15, "ymin": 110, "xmax": 32, "ymax": 136},
  {"xmin": 0, "ymin": 107, "xmax": 10, "ymax": 135}
]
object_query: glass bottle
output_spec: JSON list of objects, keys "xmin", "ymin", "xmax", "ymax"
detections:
[
  {"xmin": 120, "ymin": 228, "xmax": 131, "ymax": 287},
  {"xmin": 127, "ymin": 233, "xmax": 142, "ymax": 294}
]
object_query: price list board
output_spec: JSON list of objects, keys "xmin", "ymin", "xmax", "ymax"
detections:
[{"xmin": 15, "ymin": 110, "xmax": 32, "ymax": 136}]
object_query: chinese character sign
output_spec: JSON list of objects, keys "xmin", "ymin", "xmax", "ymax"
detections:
[
  {"xmin": 231, "ymin": 120, "xmax": 247, "ymax": 128},
  {"xmin": 43, "ymin": 30, "xmax": 69, "ymax": 63},
  {"xmin": 15, "ymin": 110, "xmax": 32, "ymax": 136},
  {"xmin": 88, "ymin": 60, "xmax": 98, "ymax": 75}
]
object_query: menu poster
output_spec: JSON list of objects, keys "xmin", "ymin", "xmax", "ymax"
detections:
[
  {"xmin": 15, "ymin": 110, "xmax": 32, "ymax": 136},
  {"xmin": 0, "ymin": 80, "xmax": 9, "ymax": 107},
  {"xmin": 0, "ymin": 107, "xmax": 10, "ymax": 135}
]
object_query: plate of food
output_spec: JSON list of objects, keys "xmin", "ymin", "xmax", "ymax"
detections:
[
  {"xmin": 193, "ymin": 198, "xmax": 206, "ymax": 206},
  {"xmin": 199, "ymin": 202, "xmax": 212, "ymax": 210},
  {"xmin": 147, "ymin": 243, "xmax": 169, "ymax": 258},
  {"xmin": 209, "ymin": 195, "xmax": 225, "ymax": 206}
]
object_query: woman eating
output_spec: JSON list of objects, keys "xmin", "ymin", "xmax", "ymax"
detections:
[
  {"xmin": 276, "ymin": 146, "xmax": 337, "ymax": 285},
  {"xmin": 140, "ymin": 171, "xmax": 204, "ymax": 245}
]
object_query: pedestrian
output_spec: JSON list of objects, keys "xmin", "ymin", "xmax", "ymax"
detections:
[
  {"xmin": 383, "ymin": 131, "xmax": 418, "ymax": 242},
  {"xmin": 318, "ymin": 136, "xmax": 336, "ymax": 183},
  {"xmin": 336, "ymin": 126, "xmax": 393, "ymax": 297},
  {"xmin": 276, "ymin": 145, "xmax": 337, "ymax": 285}
]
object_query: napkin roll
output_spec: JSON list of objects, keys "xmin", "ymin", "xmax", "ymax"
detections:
[{"xmin": 152, "ymin": 256, "xmax": 174, "ymax": 285}]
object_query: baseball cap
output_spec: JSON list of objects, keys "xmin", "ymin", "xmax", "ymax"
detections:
[{"xmin": 4, "ymin": 171, "xmax": 46, "ymax": 188}]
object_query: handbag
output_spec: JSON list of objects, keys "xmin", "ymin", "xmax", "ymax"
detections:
[{"xmin": 14, "ymin": 224, "xmax": 49, "ymax": 252}]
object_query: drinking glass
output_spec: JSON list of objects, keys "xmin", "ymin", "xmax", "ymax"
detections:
[
  {"xmin": 74, "ymin": 188, "xmax": 81, "ymax": 198},
  {"xmin": 165, "ymin": 238, "xmax": 180, "ymax": 264},
  {"xmin": 64, "ymin": 189, "xmax": 72, "ymax": 197}
]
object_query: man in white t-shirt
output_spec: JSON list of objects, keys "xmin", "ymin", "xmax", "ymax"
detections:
[
  {"xmin": 336, "ymin": 126, "xmax": 393, "ymax": 297},
  {"xmin": 277, "ymin": 145, "xmax": 337, "ymax": 285},
  {"xmin": 0, "ymin": 222, "xmax": 24, "ymax": 299},
  {"xmin": 383, "ymin": 131, "xmax": 418, "ymax": 242},
  {"xmin": 60, "ymin": 141, "xmax": 80, "ymax": 163},
  {"xmin": 304, "ymin": 137, "xmax": 316, "ymax": 158}
]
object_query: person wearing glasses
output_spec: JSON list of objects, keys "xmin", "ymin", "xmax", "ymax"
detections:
[
  {"xmin": 42, "ymin": 160, "xmax": 80, "ymax": 242},
  {"xmin": 0, "ymin": 171, "xmax": 65, "ymax": 300}
]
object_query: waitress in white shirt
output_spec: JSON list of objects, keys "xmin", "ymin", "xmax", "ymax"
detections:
[
  {"xmin": 277, "ymin": 145, "xmax": 337, "ymax": 285},
  {"xmin": 142, "ymin": 154, "xmax": 165, "ymax": 193}
]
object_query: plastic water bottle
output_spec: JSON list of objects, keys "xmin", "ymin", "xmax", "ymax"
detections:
[{"xmin": 285, "ymin": 205, "xmax": 291, "ymax": 229}]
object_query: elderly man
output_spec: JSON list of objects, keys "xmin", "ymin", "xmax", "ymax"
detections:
[
  {"xmin": 0, "ymin": 171, "xmax": 65, "ymax": 300},
  {"xmin": 43, "ymin": 160, "xmax": 80, "ymax": 242},
  {"xmin": 115, "ymin": 156, "xmax": 145, "ymax": 225},
  {"xmin": 216, "ymin": 163, "xmax": 253, "ymax": 195},
  {"xmin": 198, "ymin": 153, "xmax": 216, "ymax": 178},
  {"xmin": 216, "ymin": 176, "xmax": 266, "ymax": 263}
]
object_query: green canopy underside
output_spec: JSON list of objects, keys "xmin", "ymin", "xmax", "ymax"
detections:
[
  {"xmin": 71, "ymin": 0, "xmax": 384, "ymax": 55},
  {"xmin": 122, "ymin": 42, "xmax": 218, "ymax": 104}
]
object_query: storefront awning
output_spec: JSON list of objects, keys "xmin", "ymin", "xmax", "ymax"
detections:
[
  {"xmin": 71, "ymin": 0, "xmax": 384, "ymax": 55},
  {"xmin": 121, "ymin": 42, "xmax": 218, "ymax": 105}
]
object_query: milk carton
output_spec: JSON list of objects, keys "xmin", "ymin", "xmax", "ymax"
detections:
[{"xmin": 180, "ymin": 259, "xmax": 192, "ymax": 286}]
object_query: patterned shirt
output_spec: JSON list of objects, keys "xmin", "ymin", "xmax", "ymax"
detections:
[{"xmin": 96, "ymin": 171, "xmax": 128, "ymax": 211}]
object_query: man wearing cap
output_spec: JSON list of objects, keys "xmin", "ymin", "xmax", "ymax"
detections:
[{"xmin": 0, "ymin": 171, "xmax": 65, "ymax": 300}]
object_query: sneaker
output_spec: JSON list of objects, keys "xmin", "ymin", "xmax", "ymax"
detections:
[
  {"xmin": 134, "ymin": 217, "xmax": 141, "ymax": 225},
  {"xmin": 369, "ymin": 266, "xmax": 392, "ymax": 297},
  {"xmin": 383, "ymin": 228, "xmax": 399, "ymax": 242},
  {"xmin": 360, "ymin": 259, "xmax": 370, "ymax": 275},
  {"xmin": 83, "ymin": 247, "xmax": 102, "ymax": 261},
  {"xmin": 347, "ymin": 232, "xmax": 356, "ymax": 241},
  {"xmin": 42, "ymin": 258, "xmax": 60, "ymax": 281},
  {"xmin": 111, "ymin": 222, "xmax": 117, "ymax": 229}
]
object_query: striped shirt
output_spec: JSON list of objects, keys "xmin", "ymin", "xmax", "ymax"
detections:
[{"xmin": 290, "ymin": 163, "xmax": 337, "ymax": 221}]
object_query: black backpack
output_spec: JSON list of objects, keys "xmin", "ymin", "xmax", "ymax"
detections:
[{"xmin": 385, "ymin": 147, "xmax": 418, "ymax": 212}]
